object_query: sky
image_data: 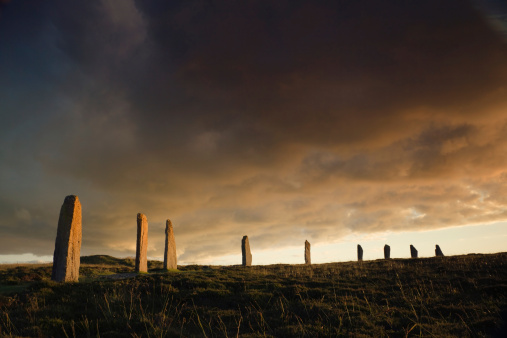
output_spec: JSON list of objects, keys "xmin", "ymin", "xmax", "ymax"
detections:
[{"xmin": 1, "ymin": 0, "xmax": 507, "ymax": 265}]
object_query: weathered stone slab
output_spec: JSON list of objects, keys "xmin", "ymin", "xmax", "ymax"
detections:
[
  {"xmin": 164, "ymin": 219, "xmax": 177, "ymax": 270},
  {"xmin": 305, "ymin": 240, "xmax": 311, "ymax": 264},
  {"xmin": 435, "ymin": 244, "xmax": 444, "ymax": 257},
  {"xmin": 410, "ymin": 244, "xmax": 418, "ymax": 258},
  {"xmin": 135, "ymin": 213, "xmax": 148, "ymax": 273},
  {"xmin": 384, "ymin": 244, "xmax": 391, "ymax": 259},
  {"xmin": 357, "ymin": 244, "xmax": 363, "ymax": 261},
  {"xmin": 242, "ymin": 235, "xmax": 252, "ymax": 266},
  {"xmin": 51, "ymin": 195, "xmax": 82, "ymax": 282}
]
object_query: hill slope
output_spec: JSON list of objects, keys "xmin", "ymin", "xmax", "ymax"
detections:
[
  {"xmin": 80, "ymin": 254, "xmax": 134, "ymax": 266},
  {"xmin": 0, "ymin": 253, "xmax": 506, "ymax": 336}
]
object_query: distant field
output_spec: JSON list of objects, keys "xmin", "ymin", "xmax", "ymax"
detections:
[{"xmin": 1, "ymin": 253, "xmax": 506, "ymax": 337}]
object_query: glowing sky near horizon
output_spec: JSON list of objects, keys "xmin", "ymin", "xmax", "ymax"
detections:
[{"xmin": 0, "ymin": 0, "xmax": 507, "ymax": 265}]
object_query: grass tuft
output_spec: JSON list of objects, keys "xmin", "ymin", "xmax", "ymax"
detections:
[{"xmin": 0, "ymin": 253, "xmax": 506, "ymax": 336}]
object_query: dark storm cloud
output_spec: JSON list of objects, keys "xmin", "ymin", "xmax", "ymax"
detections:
[
  {"xmin": 127, "ymin": 0, "xmax": 507, "ymax": 148},
  {"xmin": 47, "ymin": 0, "xmax": 507, "ymax": 156},
  {"xmin": 1, "ymin": 0, "xmax": 507, "ymax": 262},
  {"xmin": 473, "ymin": 0, "xmax": 507, "ymax": 40},
  {"xmin": 0, "ymin": 0, "xmax": 11, "ymax": 17}
]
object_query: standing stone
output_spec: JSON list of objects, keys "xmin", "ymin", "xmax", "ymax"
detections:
[
  {"xmin": 435, "ymin": 244, "xmax": 444, "ymax": 257},
  {"xmin": 357, "ymin": 244, "xmax": 363, "ymax": 261},
  {"xmin": 51, "ymin": 195, "xmax": 82, "ymax": 282},
  {"xmin": 164, "ymin": 219, "xmax": 177, "ymax": 270},
  {"xmin": 384, "ymin": 244, "xmax": 391, "ymax": 259},
  {"xmin": 304, "ymin": 240, "xmax": 311, "ymax": 264},
  {"xmin": 410, "ymin": 244, "xmax": 418, "ymax": 258},
  {"xmin": 135, "ymin": 213, "xmax": 148, "ymax": 273},
  {"xmin": 241, "ymin": 236, "xmax": 252, "ymax": 266}
]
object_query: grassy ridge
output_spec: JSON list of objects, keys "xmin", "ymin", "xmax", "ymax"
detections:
[
  {"xmin": 80, "ymin": 255, "xmax": 135, "ymax": 267},
  {"xmin": 0, "ymin": 253, "xmax": 506, "ymax": 337}
]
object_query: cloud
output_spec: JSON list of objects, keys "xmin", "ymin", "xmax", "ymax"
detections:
[
  {"xmin": 472, "ymin": 0, "xmax": 507, "ymax": 41},
  {"xmin": 0, "ymin": 0, "xmax": 506, "ymax": 263}
]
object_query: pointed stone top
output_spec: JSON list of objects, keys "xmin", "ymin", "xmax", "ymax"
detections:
[
  {"xmin": 435, "ymin": 244, "xmax": 444, "ymax": 257},
  {"xmin": 166, "ymin": 219, "xmax": 173, "ymax": 235},
  {"xmin": 137, "ymin": 213, "xmax": 146, "ymax": 220},
  {"xmin": 64, "ymin": 195, "xmax": 79, "ymax": 203},
  {"xmin": 243, "ymin": 235, "xmax": 248, "ymax": 240}
]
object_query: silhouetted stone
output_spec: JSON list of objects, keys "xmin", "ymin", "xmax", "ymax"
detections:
[
  {"xmin": 357, "ymin": 244, "xmax": 363, "ymax": 261},
  {"xmin": 410, "ymin": 244, "xmax": 418, "ymax": 258},
  {"xmin": 164, "ymin": 219, "xmax": 177, "ymax": 269},
  {"xmin": 242, "ymin": 236, "xmax": 252, "ymax": 266},
  {"xmin": 435, "ymin": 244, "xmax": 444, "ymax": 257},
  {"xmin": 135, "ymin": 213, "xmax": 148, "ymax": 273},
  {"xmin": 51, "ymin": 195, "xmax": 82, "ymax": 282},
  {"xmin": 305, "ymin": 240, "xmax": 311, "ymax": 264},
  {"xmin": 384, "ymin": 244, "xmax": 391, "ymax": 259}
]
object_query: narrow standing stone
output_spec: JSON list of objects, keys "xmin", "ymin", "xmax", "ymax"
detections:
[
  {"xmin": 305, "ymin": 240, "xmax": 311, "ymax": 264},
  {"xmin": 242, "ymin": 236, "xmax": 252, "ymax": 266},
  {"xmin": 384, "ymin": 244, "xmax": 391, "ymax": 259},
  {"xmin": 51, "ymin": 195, "xmax": 82, "ymax": 282},
  {"xmin": 164, "ymin": 219, "xmax": 177, "ymax": 270},
  {"xmin": 357, "ymin": 244, "xmax": 363, "ymax": 261},
  {"xmin": 435, "ymin": 244, "xmax": 444, "ymax": 257},
  {"xmin": 135, "ymin": 213, "xmax": 148, "ymax": 273},
  {"xmin": 410, "ymin": 244, "xmax": 418, "ymax": 258}
]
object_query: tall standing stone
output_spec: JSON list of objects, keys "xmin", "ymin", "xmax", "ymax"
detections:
[
  {"xmin": 51, "ymin": 195, "xmax": 82, "ymax": 282},
  {"xmin": 135, "ymin": 213, "xmax": 148, "ymax": 273},
  {"xmin": 304, "ymin": 240, "xmax": 311, "ymax": 264},
  {"xmin": 357, "ymin": 244, "xmax": 363, "ymax": 261},
  {"xmin": 164, "ymin": 219, "xmax": 177, "ymax": 270},
  {"xmin": 435, "ymin": 244, "xmax": 444, "ymax": 257},
  {"xmin": 242, "ymin": 236, "xmax": 252, "ymax": 266},
  {"xmin": 384, "ymin": 244, "xmax": 391, "ymax": 259},
  {"xmin": 410, "ymin": 244, "xmax": 418, "ymax": 258}
]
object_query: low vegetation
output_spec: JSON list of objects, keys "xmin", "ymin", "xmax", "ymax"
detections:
[{"xmin": 1, "ymin": 253, "xmax": 506, "ymax": 337}]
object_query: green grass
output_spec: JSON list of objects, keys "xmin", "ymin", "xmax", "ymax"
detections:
[
  {"xmin": 0, "ymin": 283, "xmax": 31, "ymax": 295},
  {"xmin": 80, "ymin": 255, "xmax": 135, "ymax": 267},
  {"xmin": 0, "ymin": 253, "xmax": 506, "ymax": 336}
]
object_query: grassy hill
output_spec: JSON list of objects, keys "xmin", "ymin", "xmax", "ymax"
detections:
[
  {"xmin": 0, "ymin": 253, "xmax": 506, "ymax": 336},
  {"xmin": 79, "ymin": 254, "xmax": 135, "ymax": 267}
]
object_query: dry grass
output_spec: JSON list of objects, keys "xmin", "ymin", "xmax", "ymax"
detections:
[
  {"xmin": 0, "ymin": 263, "xmax": 51, "ymax": 271},
  {"xmin": 0, "ymin": 253, "xmax": 506, "ymax": 337}
]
